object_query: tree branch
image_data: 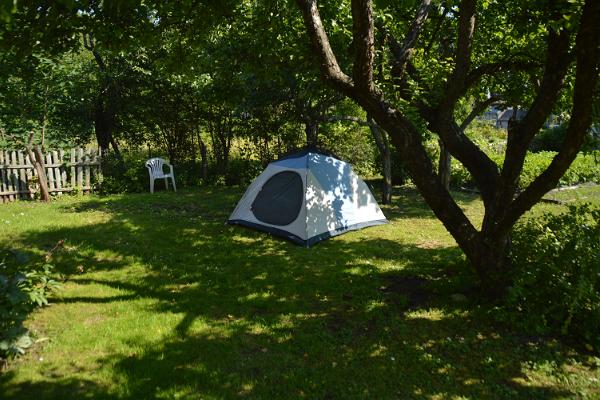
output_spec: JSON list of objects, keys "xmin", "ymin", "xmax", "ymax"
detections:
[
  {"xmin": 497, "ymin": 0, "xmax": 600, "ymax": 234},
  {"xmin": 465, "ymin": 58, "xmax": 540, "ymax": 89},
  {"xmin": 460, "ymin": 95, "xmax": 502, "ymax": 130},
  {"xmin": 83, "ymin": 32, "xmax": 107, "ymax": 71},
  {"xmin": 424, "ymin": 3, "xmax": 448, "ymax": 55},
  {"xmin": 489, "ymin": 25, "xmax": 573, "ymax": 222},
  {"xmin": 295, "ymin": 0, "xmax": 354, "ymax": 95},
  {"xmin": 440, "ymin": 0, "xmax": 476, "ymax": 109},
  {"xmin": 321, "ymin": 114, "xmax": 373, "ymax": 127},
  {"xmin": 351, "ymin": 0, "xmax": 375, "ymax": 92},
  {"xmin": 391, "ymin": 0, "xmax": 432, "ymax": 78},
  {"xmin": 295, "ymin": 0, "xmax": 484, "ymax": 267}
]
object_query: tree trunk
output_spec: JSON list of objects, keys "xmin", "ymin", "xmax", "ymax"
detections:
[
  {"xmin": 471, "ymin": 232, "xmax": 512, "ymax": 298},
  {"xmin": 382, "ymin": 144, "xmax": 392, "ymax": 204},
  {"xmin": 110, "ymin": 137, "xmax": 122, "ymax": 159},
  {"xmin": 94, "ymin": 96, "xmax": 115, "ymax": 154},
  {"xmin": 305, "ymin": 121, "xmax": 319, "ymax": 146},
  {"xmin": 368, "ymin": 116, "xmax": 392, "ymax": 204},
  {"xmin": 197, "ymin": 132, "xmax": 208, "ymax": 181},
  {"xmin": 438, "ymin": 140, "xmax": 451, "ymax": 190}
]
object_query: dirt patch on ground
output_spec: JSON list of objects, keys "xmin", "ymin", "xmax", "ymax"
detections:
[{"xmin": 380, "ymin": 276, "xmax": 430, "ymax": 309}]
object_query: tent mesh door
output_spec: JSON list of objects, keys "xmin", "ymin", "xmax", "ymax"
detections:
[{"xmin": 251, "ymin": 171, "xmax": 303, "ymax": 226}]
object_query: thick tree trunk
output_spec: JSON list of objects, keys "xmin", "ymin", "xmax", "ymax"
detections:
[
  {"xmin": 471, "ymin": 232, "xmax": 512, "ymax": 298},
  {"xmin": 84, "ymin": 33, "xmax": 118, "ymax": 157},
  {"xmin": 438, "ymin": 140, "xmax": 451, "ymax": 190}
]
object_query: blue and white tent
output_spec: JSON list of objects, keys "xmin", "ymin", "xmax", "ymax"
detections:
[{"xmin": 227, "ymin": 149, "xmax": 387, "ymax": 247}]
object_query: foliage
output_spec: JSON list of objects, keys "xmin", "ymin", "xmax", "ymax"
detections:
[
  {"xmin": 99, "ymin": 149, "xmax": 266, "ymax": 194},
  {"xmin": 450, "ymin": 126, "xmax": 600, "ymax": 188},
  {"xmin": 0, "ymin": 247, "xmax": 61, "ymax": 362},
  {"xmin": 222, "ymin": 158, "xmax": 264, "ymax": 186},
  {"xmin": 389, "ymin": 145, "xmax": 409, "ymax": 185},
  {"xmin": 508, "ymin": 204, "xmax": 600, "ymax": 350},
  {"xmin": 531, "ymin": 124, "xmax": 600, "ymax": 153},
  {"xmin": 320, "ymin": 121, "xmax": 379, "ymax": 178},
  {"xmin": 99, "ymin": 151, "xmax": 149, "ymax": 194},
  {"xmin": 529, "ymin": 125, "xmax": 568, "ymax": 153}
]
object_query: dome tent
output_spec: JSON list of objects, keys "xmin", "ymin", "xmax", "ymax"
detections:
[{"xmin": 227, "ymin": 148, "xmax": 387, "ymax": 247}]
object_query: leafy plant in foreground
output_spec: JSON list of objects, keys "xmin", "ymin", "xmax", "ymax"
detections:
[
  {"xmin": 508, "ymin": 205, "xmax": 600, "ymax": 351},
  {"xmin": 0, "ymin": 242, "xmax": 62, "ymax": 363}
]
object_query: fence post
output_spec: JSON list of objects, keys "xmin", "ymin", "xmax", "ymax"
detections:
[
  {"xmin": 77, "ymin": 148, "xmax": 84, "ymax": 190},
  {"xmin": 17, "ymin": 151, "xmax": 27, "ymax": 199},
  {"xmin": 8, "ymin": 151, "xmax": 17, "ymax": 202},
  {"xmin": 60, "ymin": 149, "xmax": 67, "ymax": 192},
  {"xmin": 24, "ymin": 152, "xmax": 34, "ymax": 199},
  {"xmin": 0, "ymin": 151, "xmax": 6, "ymax": 203},
  {"xmin": 45, "ymin": 152, "xmax": 56, "ymax": 193},
  {"xmin": 52, "ymin": 150, "xmax": 62, "ymax": 195}
]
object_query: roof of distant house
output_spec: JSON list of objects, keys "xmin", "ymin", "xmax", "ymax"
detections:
[{"xmin": 498, "ymin": 109, "xmax": 527, "ymax": 121}]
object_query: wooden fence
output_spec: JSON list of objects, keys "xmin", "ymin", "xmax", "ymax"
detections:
[{"xmin": 0, "ymin": 148, "xmax": 101, "ymax": 203}]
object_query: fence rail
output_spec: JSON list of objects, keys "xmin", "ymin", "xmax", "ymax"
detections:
[{"xmin": 0, "ymin": 148, "xmax": 101, "ymax": 203}]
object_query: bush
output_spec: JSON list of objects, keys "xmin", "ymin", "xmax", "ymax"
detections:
[
  {"xmin": 100, "ymin": 151, "xmax": 149, "ymax": 194},
  {"xmin": 519, "ymin": 151, "xmax": 600, "ymax": 188},
  {"xmin": 0, "ymin": 246, "xmax": 61, "ymax": 362},
  {"xmin": 507, "ymin": 204, "xmax": 600, "ymax": 350},
  {"xmin": 223, "ymin": 158, "xmax": 264, "ymax": 186},
  {"xmin": 531, "ymin": 124, "xmax": 600, "ymax": 153},
  {"xmin": 99, "ymin": 150, "xmax": 266, "ymax": 193},
  {"xmin": 450, "ymin": 150, "xmax": 600, "ymax": 189},
  {"xmin": 530, "ymin": 125, "xmax": 567, "ymax": 152},
  {"xmin": 320, "ymin": 119, "xmax": 379, "ymax": 178}
]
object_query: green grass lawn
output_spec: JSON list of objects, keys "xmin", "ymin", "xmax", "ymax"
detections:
[{"xmin": 1, "ymin": 186, "xmax": 599, "ymax": 399}]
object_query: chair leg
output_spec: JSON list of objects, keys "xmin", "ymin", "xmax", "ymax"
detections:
[
  {"xmin": 149, "ymin": 178, "xmax": 154, "ymax": 194},
  {"xmin": 171, "ymin": 176, "xmax": 177, "ymax": 192},
  {"xmin": 164, "ymin": 177, "xmax": 169, "ymax": 190}
]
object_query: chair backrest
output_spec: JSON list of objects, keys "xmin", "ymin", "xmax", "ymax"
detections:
[{"xmin": 146, "ymin": 158, "xmax": 166, "ymax": 176}]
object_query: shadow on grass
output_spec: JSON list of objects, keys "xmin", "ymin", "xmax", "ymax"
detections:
[{"xmin": 0, "ymin": 187, "xmax": 578, "ymax": 399}]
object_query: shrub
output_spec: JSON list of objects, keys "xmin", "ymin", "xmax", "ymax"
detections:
[
  {"xmin": 100, "ymin": 151, "xmax": 149, "ymax": 194},
  {"xmin": 224, "ymin": 158, "xmax": 264, "ymax": 186},
  {"xmin": 320, "ymin": 120, "xmax": 379, "ymax": 178},
  {"xmin": 0, "ymin": 246, "xmax": 61, "ymax": 362},
  {"xmin": 531, "ymin": 124, "xmax": 600, "ymax": 153},
  {"xmin": 530, "ymin": 125, "xmax": 567, "ymax": 152},
  {"xmin": 450, "ymin": 150, "xmax": 600, "ymax": 189},
  {"xmin": 519, "ymin": 151, "xmax": 600, "ymax": 188},
  {"xmin": 508, "ymin": 204, "xmax": 600, "ymax": 350}
]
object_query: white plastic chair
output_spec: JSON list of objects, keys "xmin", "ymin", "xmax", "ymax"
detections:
[{"xmin": 145, "ymin": 158, "xmax": 176, "ymax": 193}]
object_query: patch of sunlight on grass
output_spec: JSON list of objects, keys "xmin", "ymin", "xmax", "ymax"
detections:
[
  {"xmin": 365, "ymin": 300, "xmax": 386, "ymax": 312},
  {"xmin": 368, "ymin": 344, "xmax": 388, "ymax": 358}
]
